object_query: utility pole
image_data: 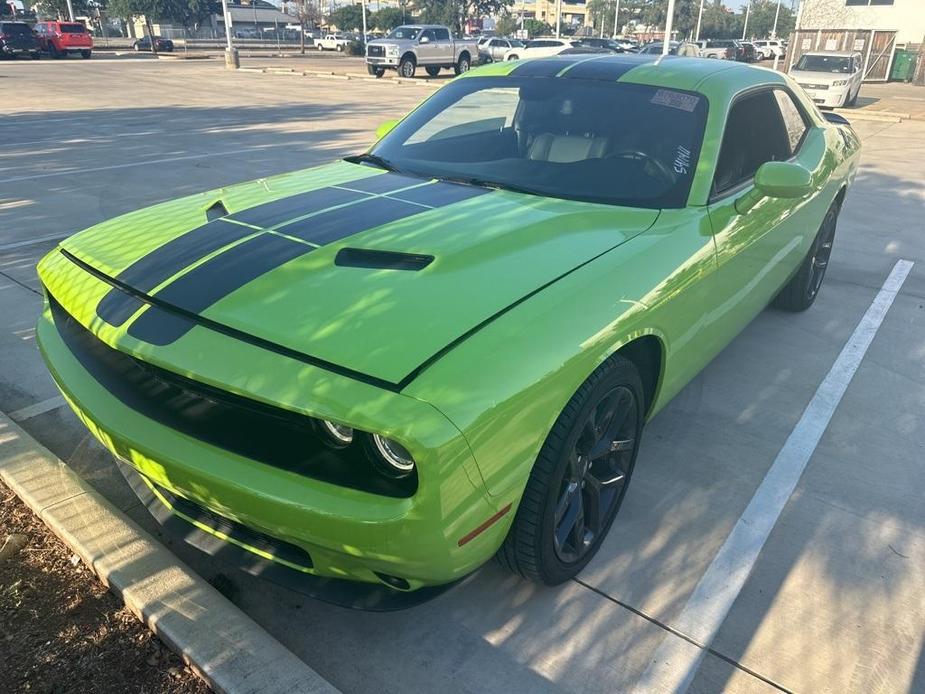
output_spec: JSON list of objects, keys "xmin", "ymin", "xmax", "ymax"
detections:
[
  {"xmin": 361, "ymin": 0, "xmax": 367, "ymax": 46},
  {"xmin": 221, "ymin": 0, "xmax": 239, "ymax": 68},
  {"xmin": 695, "ymin": 0, "xmax": 704, "ymax": 41},
  {"xmin": 742, "ymin": 0, "xmax": 751, "ymax": 41},
  {"xmin": 771, "ymin": 0, "xmax": 782, "ymax": 39},
  {"xmin": 612, "ymin": 0, "xmax": 620, "ymax": 39},
  {"xmin": 662, "ymin": 0, "xmax": 676, "ymax": 55},
  {"xmin": 65, "ymin": 0, "xmax": 75, "ymax": 22},
  {"xmin": 555, "ymin": 0, "xmax": 562, "ymax": 39}
]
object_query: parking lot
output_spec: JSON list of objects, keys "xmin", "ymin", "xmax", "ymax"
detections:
[{"xmin": 2, "ymin": 58, "xmax": 924, "ymax": 693}]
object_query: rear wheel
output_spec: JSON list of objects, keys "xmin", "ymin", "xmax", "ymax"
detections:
[
  {"xmin": 80, "ymin": 50, "xmax": 91, "ymax": 59},
  {"xmin": 773, "ymin": 201, "xmax": 839, "ymax": 312},
  {"xmin": 498, "ymin": 355, "xmax": 644, "ymax": 585},
  {"xmin": 425, "ymin": 65, "xmax": 441, "ymax": 77},
  {"xmin": 454, "ymin": 54, "xmax": 470, "ymax": 75}
]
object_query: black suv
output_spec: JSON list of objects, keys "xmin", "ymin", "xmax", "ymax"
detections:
[{"xmin": 0, "ymin": 21, "xmax": 40, "ymax": 60}]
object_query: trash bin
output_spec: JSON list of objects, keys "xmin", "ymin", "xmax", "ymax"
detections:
[{"xmin": 890, "ymin": 49, "xmax": 918, "ymax": 82}]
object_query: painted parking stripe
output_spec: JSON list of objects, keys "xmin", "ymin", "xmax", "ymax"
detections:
[
  {"xmin": 128, "ymin": 234, "xmax": 311, "ymax": 344},
  {"xmin": 636, "ymin": 259, "xmax": 915, "ymax": 693},
  {"xmin": 8, "ymin": 396, "xmax": 67, "ymax": 422},
  {"xmin": 228, "ymin": 186, "xmax": 369, "ymax": 228},
  {"xmin": 96, "ymin": 219, "xmax": 255, "ymax": 326}
]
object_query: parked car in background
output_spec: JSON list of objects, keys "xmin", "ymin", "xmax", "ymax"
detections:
[
  {"xmin": 698, "ymin": 39, "xmax": 736, "ymax": 60},
  {"xmin": 638, "ymin": 41, "xmax": 680, "ymax": 55},
  {"xmin": 614, "ymin": 38, "xmax": 639, "ymax": 52},
  {"xmin": 739, "ymin": 42, "xmax": 759, "ymax": 62},
  {"xmin": 505, "ymin": 38, "xmax": 583, "ymax": 60},
  {"xmin": 752, "ymin": 39, "xmax": 786, "ymax": 60},
  {"xmin": 479, "ymin": 37, "xmax": 524, "ymax": 63},
  {"xmin": 316, "ymin": 33, "xmax": 351, "ymax": 51},
  {"xmin": 792, "ymin": 51, "xmax": 864, "ymax": 108},
  {"xmin": 34, "ymin": 20, "xmax": 92, "ymax": 59},
  {"xmin": 576, "ymin": 37, "xmax": 624, "ymax": 53},
  {"xmin": 366, "ymin": 25, "xmax": 478, "ymax": 78},
  {"xmin": 132, "ymin": 36, "xmax": 174, "ymax": 53},
  {"xmin": 0, "ymin": 21, "xmax": 41, "ymax": 59}
]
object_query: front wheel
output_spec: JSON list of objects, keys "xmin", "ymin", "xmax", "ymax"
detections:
[
  {"xmin": 398, "ymin": 56, "xmax": 416, "ymax": 78},
  {"xmin": 367, "ymin": 64, "xmax": 385, "ymax": 78},
  {"xmin": 80, "ymin": 50, "xmax": 91, "ymax": 59},
  {"xmin": 454, "ymin": 54, "xmax": 470, "ymax": 75},
  {"xmin": 498, "ymin": 355, "xmax": 644, "ymax": 585},
  {"xmin": 507, "ymin": 54, "xmax": 519, "ymax": 61},
  {"xmin": 773, "ymin": 202, "xmax": 839, "ymax": 312}
]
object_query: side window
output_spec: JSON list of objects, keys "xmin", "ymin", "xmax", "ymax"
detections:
[
  {"xmin": 421, "ymin": 29, "xmax": 436, "ymax": 42},
  {"xmin": 433, "ymin": 28, "xmax": 449, "ymax": 41},
  {"xmin": 713, "ymin": 90, "xmax": 792, "ymax": 196},
  {"xmin": 773, "ymin": 90, "xmax": 809, "ymax": 154}
]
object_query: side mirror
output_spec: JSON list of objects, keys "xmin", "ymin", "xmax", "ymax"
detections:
[
  {"xmin": 376, "ymin": 119, "xmax": 399, "ymax": 140},
  {"xmin": 419, "ymin": 36, "xmax": 430, "ymax": 44},
  {"xmin": 735, "ymin": 161, "xmax": 813, "ymax": 214}
]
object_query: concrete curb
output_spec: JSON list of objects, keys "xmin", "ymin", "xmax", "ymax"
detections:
[
  {"xmin": 0, "ymin": 412, "xmax": 340, "ymax": 694},
  {"xmin": 241, "ymin": 65, "xmax": 443, "ymax": 88}
]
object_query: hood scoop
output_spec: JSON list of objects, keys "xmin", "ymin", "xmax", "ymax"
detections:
[
  {"xmin": 335, "ymin": 248, "xmax": 434, "ymax": 272},
  {"xmin": 206, "ymin": 200, "xmax": 228, "ymax": 221}
]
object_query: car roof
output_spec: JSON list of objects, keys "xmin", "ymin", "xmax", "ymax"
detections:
[
  {"xmin": 800, "ymin": 51, "xmax": 858, "ymax": 57},
  {"xmin": 467, "ymin": 54, "xmax": 786, "ymax": 96}
]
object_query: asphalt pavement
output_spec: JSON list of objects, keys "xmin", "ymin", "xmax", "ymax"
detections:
[{"xmin": 1, "ymin": 58, "xmax": 923, "ymax": 693}]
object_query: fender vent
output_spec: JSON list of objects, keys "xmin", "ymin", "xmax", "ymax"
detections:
[
  {"xmin": 335, "ymin": 248, "xmax": 434, "ymax": 271},
  {"xmin": 206, "ymin": 200, "xmax": 228, "ymax": 221}
]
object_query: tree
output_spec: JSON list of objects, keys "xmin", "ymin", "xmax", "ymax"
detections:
[
  {"xmin": 415, "ymin": 0, "xmax": 513, "ymax": 36},
  {"xmin": 698, "ymin": 0, "xmax": 739, "ymax": 40},
  {"xmin": 371, "ymin": 6, "xmax": 406, "ymax": 32},
  {"xmin": 493, "ymin": 14, "xmax": 517, "ymax": 38},
  {"xmin": 328, "ymin": 3, "xmax": 363, "ymax": 32},
  {"xmin": 107, "ymin": 0, "xmax": 173, "ymax": 52},
  {"xmin": 742, "ymin": 0, "xmax": 795, "ymax": 40},
  {"xmin": 521, "ymin": 17, "xmax": 549, "ymax": 38},
  {"xmin": 32, "ymin": 0, "xmax": 91, "ymax": 19}
]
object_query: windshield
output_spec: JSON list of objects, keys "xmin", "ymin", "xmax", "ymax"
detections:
[
  {"xmin": 795, "ymin": 55, "xmax": 851, "ymax": 73},
  {"xmin": 388, "ymin": 26, "xmax": 421, "ymax": 40},
  {"xmin": 368, "ymin": 77, "xmax": 708, "ymax": 209}
]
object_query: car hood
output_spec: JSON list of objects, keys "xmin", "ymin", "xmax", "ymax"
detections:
[
  {"xmin": 61, "ymin": 161, "xmax": 658, "ymax": 386},
  {"xmin": 793, "ymin": 71, "xmax": 849, "ymax": 85}
]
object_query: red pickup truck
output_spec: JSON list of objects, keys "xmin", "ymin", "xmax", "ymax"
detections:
[{"xmin": 34, "ymin": 21, "xmax": 93, "ymax": 59}]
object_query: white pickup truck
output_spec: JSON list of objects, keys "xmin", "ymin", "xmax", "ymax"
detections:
[
  {"xmin": 316, "ymin": 34, "xmax": 351, "ymax": 52},
  {"xmin": 365, "ymin": 24, "xmax": 478, "ymax": 78}
]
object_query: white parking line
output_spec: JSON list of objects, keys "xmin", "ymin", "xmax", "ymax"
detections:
[
  {"xmin": 636, "ymin": 258, "xmax": 915, "ymax": 693},
  {"xmin": 0, "ymin": 150, "xmax": 243, "ymax": 184},
  {"xmin": 8, "ymin": 396, "xmax": 67, "ymax": 423},
  {"xmin": 0, "ymin": 233, "xmax": 68, "ymax": 253}
]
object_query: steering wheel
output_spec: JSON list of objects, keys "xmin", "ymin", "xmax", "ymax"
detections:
[{"xmin": 611, "ymin": 149, "xmax": 676, "ymax": 185}]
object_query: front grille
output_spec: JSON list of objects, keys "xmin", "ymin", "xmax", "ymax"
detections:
[
  {"xmin": 367, "ymin": 44, "xmax": 384, "ymax": 57},
  {"xmin": 49, "ymin": 294, "xmax": 417, "ymax": 497},
  {"xmin": 801, "ymin": 83, "xmax": 830, "ymax": 90}
]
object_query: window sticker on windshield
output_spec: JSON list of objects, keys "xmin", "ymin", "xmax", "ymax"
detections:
[
  {"xmin": 651, "ymin": 89, "xmax": 700, "ymax": 113},
  {"xmin": 673, "ymin": 145, "xmax": 692, "ymax": 175}
]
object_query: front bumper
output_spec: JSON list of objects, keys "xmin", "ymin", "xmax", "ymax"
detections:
[
  {"xmin": 801, "ymin": 87, "xmax": 848, "ymax": 108},
  {"xmin": 36, "ymin": 251, "xmax": 513, "ymax": 592}
]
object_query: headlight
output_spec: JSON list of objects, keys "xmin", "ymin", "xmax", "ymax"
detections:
[
  {"xmin": 386, "ymin": 45, "xmax": 400, "ymax": 57},
  {"xmin": 832, "ymin": 80, "xmax": 849, "ymax": 87},
  {"xmin": 369, "ymin": 434, "xmax": 415, "ymax": 476},
  {"xmin": 318, "ymin": 419, "xmax": 354, "ymax": 447}
]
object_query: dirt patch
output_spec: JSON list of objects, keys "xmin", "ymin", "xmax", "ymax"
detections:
[{"xmin": 0, "ymin": 480, "xmax": 210, "ymax": 694}]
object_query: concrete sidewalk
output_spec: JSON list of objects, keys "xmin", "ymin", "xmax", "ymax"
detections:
[{"xmin": 0, "ymin": 412, "xmax": 340, "ymax": 694}]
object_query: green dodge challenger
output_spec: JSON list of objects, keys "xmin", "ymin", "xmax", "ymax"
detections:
[{"xmin": 37, "ymin": 55, "xmax": 860, "ymax": 601}]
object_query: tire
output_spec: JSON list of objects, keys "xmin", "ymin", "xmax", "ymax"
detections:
[
  {"xmin": 134, "ymin": 43, "xmax": 140, "ymax": 51},
  {"xmin": 336, "ymin": 44, "xmax": 344, "ymax": 52},
  {"xmin": 49, "ymin": 44, "xmax": 62, "ymax": 59},
  {"xmin": 846, "ymin": 87, "xmax": 859, "ymax": 107},
  {"xmin": 398, "ymin": 55, "xmax": 415, "ymax": 78},
  {"xmin": 367, "ymin": 63, "xmax": 385, "ymax": 77},
  {"xmin": 31, "ymin": 52, "xmax": 41, "ymax": 60},
  {"xmin": 81, "ymin": 50, "xmax": 91, "ymax": 59},
  {"xmin": 498, "ymin": 355, "xmax": 645, "ymax": 585},
  {"xmin": 454, "ymin": 54, "xmax": 470, "ymax": 75},
  {"xmin": 773, "ymin": 201, "xmax": 839, "ymax": 312},
  {"xmin": 425, "ymin": 65, "xmax": 441, "ymax": 77},
  {"xmin": 507, "ymin": 54, "xmax": 519, "ymax": 61}
]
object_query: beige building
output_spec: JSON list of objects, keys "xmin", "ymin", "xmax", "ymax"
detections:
[
  {"xmin": 511, "ymin": 0, "xmax": 593, "ymax": 32},
  {"xmin": 797, "ymin": 0, "xmax": 925, "ymax": 45}
]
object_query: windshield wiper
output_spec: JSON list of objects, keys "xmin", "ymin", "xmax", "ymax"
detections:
[
  {"xmin": 433, "ymin": 175, "xmax": 540, "ymax": 197},
  {"xmin": 344, "ymin": 153, "xmax": 403, "ymax": 173}
]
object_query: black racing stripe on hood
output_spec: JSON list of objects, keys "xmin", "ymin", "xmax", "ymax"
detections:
[
  {"xmin": 126, "ymin": 305, "xmax": 198, "ymax": 346},
  {"xmin": 562, "ymin": 55, "xmax": 657, "ymax": 81},
  {"xmin": 334, "ymin": 171, "xmax": 426, "ymax": 194},
  {"xmin": 511, "ymin": 55, "xmax": 594, "ymax": 77},
  {"xmin": 388, "ymin": 181, "xmax": 489, "ymax": 207},
  {"xmin": 96, "ymin": 219, "xmax": 254, "ymax": 327},
  {"xmin": 128, "ymin": 234, "xmax": 311, "ymax": 344},
  {"xmin": 228, "ymin": 186, "xmax": 369, "ymax": 228},
  {"xmin": 275, "ymin": 196, "xmax": 430, "ymax": 246}
]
